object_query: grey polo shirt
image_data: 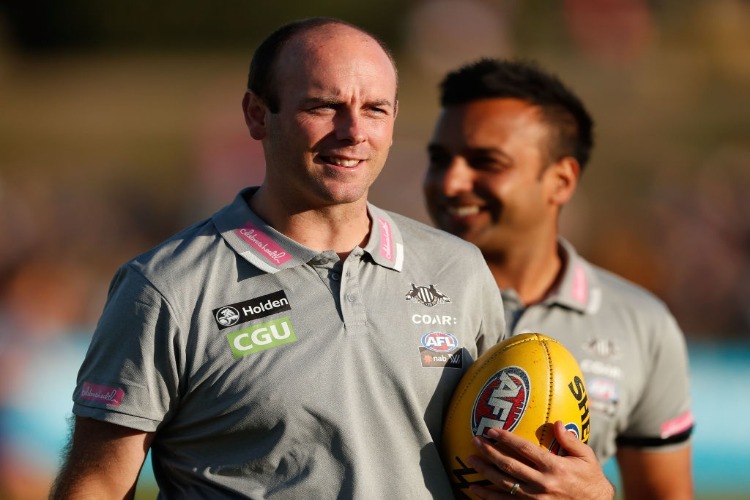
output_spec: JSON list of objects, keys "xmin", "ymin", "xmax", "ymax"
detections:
[
  {"xmin": 502, "ymin": 239, "xmax": 693, "ymax": 464},
  {"xmin": 72, "ymin": 187, "xmax": 505, "ymax": 499}
]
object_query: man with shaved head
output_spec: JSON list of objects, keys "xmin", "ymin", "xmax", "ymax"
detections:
[{"xmin": 50, "ymin": 18, "xmax": 505, "ymax": 498}]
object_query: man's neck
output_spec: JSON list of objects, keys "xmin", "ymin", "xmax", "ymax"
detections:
[
  {"xmin": 485, "ymin": 238, "xmax": 563, "ymax": 306},
  {"xmin": 248, "ymin": 186, "xmax": 371, "ymax": 259}
]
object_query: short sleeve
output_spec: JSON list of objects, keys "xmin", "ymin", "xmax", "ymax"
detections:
[
  {"xmin": 618, "ymin": 306, "xmax": 694, "ymax": 448},
  {"xmin": 72, "ymin": 264, "xmax": 183, "ymax": 432},
  {"xmin": 472, "ymin": 244, "xmax": 506, "ymax": 355}
]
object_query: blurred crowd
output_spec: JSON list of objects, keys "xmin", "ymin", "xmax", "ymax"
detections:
[{"xmin": 1, "ymin": 0, "xmax": 750, "ymax": 498}]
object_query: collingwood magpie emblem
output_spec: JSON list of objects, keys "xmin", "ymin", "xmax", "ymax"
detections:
[
  {"xmin": 405, "ymin": 283, "xmax": 451, "ymax": 307},
  {"xmin": 583, "ymin": 338, "xmax": 620, "ymax": 359}
]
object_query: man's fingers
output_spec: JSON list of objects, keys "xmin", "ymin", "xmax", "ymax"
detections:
[
  {"xmin": 467, "ymin": 452, "xmax": 519, "ymax": 495},
  {"xmin": 471, "ymin": 433, "xmax": 543, "ymax": 486},
  {"xmin": 484, "ymin": 428, "xmax": 549, "ymax": 468}
]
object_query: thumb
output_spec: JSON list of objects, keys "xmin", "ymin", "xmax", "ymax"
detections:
[{"xmin": 553, "ymin": 420, "xmax": 592, "ymax": 458}]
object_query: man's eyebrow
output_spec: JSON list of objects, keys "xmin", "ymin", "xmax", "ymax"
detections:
[
  {"xmin": 426, "ymin": 143, "xmax": 511, "ymax": 160},
  {"xmin": 302, "ymin": 96, "xmax": 395, "ymax": 108},
  {"xmin": 468, "ymin": 147, "xmax": 508, "ymax": 157},
  {"xmin": 367, "ymin": 98, "xmax": 395, "ymax": 108},
  {"xmin": 302, "ymin": 96, "xmax": 340, "ymax": 106}
]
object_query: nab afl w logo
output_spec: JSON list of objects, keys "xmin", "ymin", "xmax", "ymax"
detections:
[
  {"xmin": 404, "ymin": 283, "xmax": 451, "ymax": 307},
  {"xmin": 215, "ymin": 306, "xmax": 240, "ymax": 327},
  {"xmin": 472, "ymin": 366, "xmax": 530, "ymax": 438}
]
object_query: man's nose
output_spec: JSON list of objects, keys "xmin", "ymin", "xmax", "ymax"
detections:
[
  {"xmin": 441, "ymin": 158, "xmax": 475, "ymax": 196},
  {"xmin": 336, "ymin": 111, "xmax": 366, "ymax": 144}
]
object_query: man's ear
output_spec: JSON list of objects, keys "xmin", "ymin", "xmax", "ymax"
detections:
[
  {"xmin": 242, "ymin": 91, "xmax": 268, "ymax": 140},
  {"xmin": 548, "ymin": 156, "xmax": 580, "ymax": 206}
]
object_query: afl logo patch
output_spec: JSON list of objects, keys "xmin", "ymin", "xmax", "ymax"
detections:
[
  {"xmin": 421, "ymin": 332, "xmax": 458, "ymax": 352},
  {"xmin": 404, "ymin": 283, "xmax": 451, "ymax": 307},
  {"xmin": 472, "ymin": 366, "xmax": 530, "ymax": 438},
  {"xmin": 215, "ymin": 306, "xmax": 240, "ymax": 327}
]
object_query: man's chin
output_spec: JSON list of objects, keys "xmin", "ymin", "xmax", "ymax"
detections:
[{"xmin": 438, "ymin": 221, "xmax": 479, "ymax": 242}]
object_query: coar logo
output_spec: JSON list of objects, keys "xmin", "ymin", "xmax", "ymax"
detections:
[
  {"xmin": 226, "ymin": 317, "xmax": 297, "ymax": 358},
  {"xmin": 472, "ymin": 366, "xmax": 530, "ymax": 437},
  {"xmin": 421, "ymin": 332, "xmax": 458, "ymax": 352}
]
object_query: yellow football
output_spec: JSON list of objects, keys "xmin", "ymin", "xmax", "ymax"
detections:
[{"xmin": 441, "ymin": 333, "xmax": 590, "ymax": 497}]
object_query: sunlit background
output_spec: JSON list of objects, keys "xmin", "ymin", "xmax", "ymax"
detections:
[{"xmin": 1, "ymin": 1, "xmax": 748, "ymax": 498}]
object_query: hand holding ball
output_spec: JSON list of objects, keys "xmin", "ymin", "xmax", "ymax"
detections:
[{"xmin": 441, "ymin": 333, "xmax": 590, "ymax": 495}]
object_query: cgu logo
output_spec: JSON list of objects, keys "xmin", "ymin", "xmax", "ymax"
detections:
[
  {"xmin": 421, "ymin": 332, "xmax": 458, "ymax": 352},
  {"xmin": 226, "ymin": 317, "xmax": 297, "ymax": 359}
]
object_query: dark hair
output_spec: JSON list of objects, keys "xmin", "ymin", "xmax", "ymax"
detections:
[
  {"xmin": 247, "ymin": 17, "xmax": 397, "ymax": 113},
  {"xmin": 440, "ymin": 58, "xmax": 594, "ymax": 170}
]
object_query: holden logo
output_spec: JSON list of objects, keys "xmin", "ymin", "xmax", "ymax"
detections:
[{"xmin": 215, "ymin": 306, "xmax": 240, "ymax": 327}]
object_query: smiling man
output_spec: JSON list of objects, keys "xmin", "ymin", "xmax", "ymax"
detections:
[
  {"xmin": 424, "ymin": 58, "xmax": 693, "ymax": 499},
  {"xmin": 49, "ymin": 18, "xmax": 506, "ymax": 499}
]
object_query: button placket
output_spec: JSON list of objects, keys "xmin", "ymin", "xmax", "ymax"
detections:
[
  {"xmin": 340, "ymin": 253, "xmax": 367, "ymax": 333},
  {"xmin": 309, "ymin": 252, "xmax": 342, "ymax": 302}
]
